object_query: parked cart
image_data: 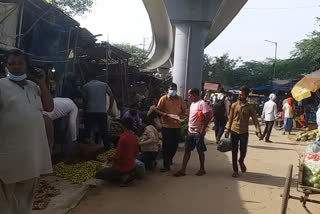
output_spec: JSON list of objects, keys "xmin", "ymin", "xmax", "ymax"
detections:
[{"xmin": 281, "ymin": 162, "xmax": 320, "ymax": 214}]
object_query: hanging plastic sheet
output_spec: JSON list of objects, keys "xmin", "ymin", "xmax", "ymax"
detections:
[{"xmin": 0, "ymin": 2, "xmax": 19, "ymax": 50}]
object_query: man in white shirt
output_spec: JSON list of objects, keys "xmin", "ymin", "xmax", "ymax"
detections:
[
  {"xmin": 261, "ymin": 93, "xmax": 278, "ymax": 142},
  {"xmin": 0, "ymin": 49, "xmax": 53, "ymax": 214},
  {"xmin": 43, "ymin": 94, "xmax": 81, "ymax": 157}
]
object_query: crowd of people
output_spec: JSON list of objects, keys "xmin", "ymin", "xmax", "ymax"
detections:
[{"xmin": 0, "ymin": 49, "xmax": 306, "ymax": 213}]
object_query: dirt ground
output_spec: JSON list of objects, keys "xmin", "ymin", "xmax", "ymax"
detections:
[{"xmin": 69, "ymin": 126, "xmax": 320, "ymax": 214}]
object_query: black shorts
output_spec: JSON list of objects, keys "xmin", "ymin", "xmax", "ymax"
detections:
[{"xmin": 185, "ymin": 133, "xmax": 207, "ymax": 152}]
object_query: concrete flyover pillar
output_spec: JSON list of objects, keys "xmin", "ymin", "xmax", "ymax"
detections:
[{"xmin": 172, "ymin": 22, "xmax": 209, "ymax": 98}]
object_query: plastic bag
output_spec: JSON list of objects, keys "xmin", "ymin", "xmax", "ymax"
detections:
[
  {"xmin": 302, "ymin": 159, "xmax": 320, "ymax": 188},
  {"xmin": 134, "ymin": 159, "xmax": 146, "ymax": 179},
  {"xmin": 106, "ymin": 94, "xmax": 120, "ymax": 119},
  {"xmin": 302, "ymin": 142, "xmax": 320, "ymax": 188},
  {"xmin": 217, "ymin": 137, "xmax": 232, "ymax": 152},
  {"xmin": 304, "ymin": 141, "xmax": 320, "ymax": 155}
]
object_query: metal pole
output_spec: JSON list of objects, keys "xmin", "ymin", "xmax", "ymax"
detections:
[
  {"xmin": 273, "ymin": 42, "xmax": 277, "ymax": 80},
  {"xmin": 17, "ymin": 0, "xmax": 25, "ymax": 48}
]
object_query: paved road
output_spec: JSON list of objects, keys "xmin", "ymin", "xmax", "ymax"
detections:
[{"xmin": 69, "ymin": 126, "xmax": 319, "ymax": 214}]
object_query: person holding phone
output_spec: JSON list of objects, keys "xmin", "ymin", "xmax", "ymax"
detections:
[{"xmin": 0, "ymin": 49, "xmax": 53, "ymax": 214}]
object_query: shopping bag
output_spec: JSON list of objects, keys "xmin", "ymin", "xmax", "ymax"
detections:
[{"xmin": 217, "ymin": 137, "xmax": 232, "ymax": 152}]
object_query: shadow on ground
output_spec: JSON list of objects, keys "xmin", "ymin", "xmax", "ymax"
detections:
[
  {"xmin": 68, "ymin": 133, "xmax": 250, "ymax": 214},
  {"xmin": 248, "ymin": 145, "xmax": 294, "ymax": 151}
]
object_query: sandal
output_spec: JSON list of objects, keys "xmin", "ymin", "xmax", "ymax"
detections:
[
  {"xmin": 173, "ymin": 171, "xmax": 186, "ymax": 177},
  {"xmin": 232, "ymin": 172, "xmax": 239, "ymax": 177},
  {"xmin": 195, "ymin": 170, "xmax": 206, "ymax": 176}
]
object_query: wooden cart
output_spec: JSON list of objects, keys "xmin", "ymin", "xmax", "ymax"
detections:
[{"xmin": 281, "ymin": 162, "xmax": 320, "ymax": 214}]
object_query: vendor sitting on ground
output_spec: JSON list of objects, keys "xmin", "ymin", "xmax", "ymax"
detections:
[
  {"xmin": 96, "ymin": 118, "xmax": 139, "ymax": 187},
  {"xmin": 122, "ymin": 104, "xmax": 142, "ymax": 131},
  {"xmin": 137, "ymin": 109, "xmax": 161, "ymax": 170}
]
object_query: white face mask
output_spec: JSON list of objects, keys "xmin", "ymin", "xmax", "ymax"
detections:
[
  {"xmin": 154, "ymin": 117, "xmax": 162, "ymax": 129},
  {"xmin": 7, "ymin": 71, "xmax": 27, "ymax": 81}
]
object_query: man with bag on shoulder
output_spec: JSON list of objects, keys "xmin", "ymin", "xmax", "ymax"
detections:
[
  {"xmin": 213, "ymin": 88, "xmax": 230, "ymax": 143},
  {"xmin": 174, "ymin": 88, "xmax": 211, "ymax": 177},
  {"xmin": 225, "ymin": 86, "xmax": 262, "ymax": 178}
]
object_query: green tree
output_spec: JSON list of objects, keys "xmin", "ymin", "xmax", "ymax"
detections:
[
  {"xmin": 113, "ymin": 43, "xmax": 148, "ymax": 67},
  {"xmin": 292, "ymin": 30, "xmax": 320, "ymax": 71},
  {"xmin": 51, "ymin": 0, "xmax": 94, "ymax": 16},
  {"xmin": 203, "ymin": 53, "xmax": 240, "ymax": 85}
]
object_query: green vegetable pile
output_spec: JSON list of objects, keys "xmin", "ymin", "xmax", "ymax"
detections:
[
  {"xmin": 54, "ymin": 161, "xmax": 105, "ymax": 184},
  {"xmin": 297, "ymin": 130, "xmax": 319, "ymax": 142}
]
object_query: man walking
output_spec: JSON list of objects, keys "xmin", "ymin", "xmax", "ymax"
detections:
[
  {"xmin": 156, "ymin": 83, "xmax": 187, "ymax": 172},
  {"xmin": 0, "ymin": 49, "xmax": 53, "ymax": 214},
  {"xmin": 225, "ymin": 86, "xmax": 262, "ymax": 178},
  {"xmin": 213, "ymin": 89, "xmax": 230, "ymax": 143},
  {"xmin": 174, "ymin": 88, "xmax": 211, "ymax": 176},
  {"xmin": 83, "ymin": 72, "xmax": 114, "ymax": 149},
  {"xmin": 261, "ymin": 93, "xmax": 277, "ymax": 142}
]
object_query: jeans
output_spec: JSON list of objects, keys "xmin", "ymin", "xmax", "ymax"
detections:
[
  {"xmin": 162, "ymin": 127, "xmax": 180, "ymax": 169},
  {"xmin": 231, "ymin": 131, "xmax": 249, "ymax": 172},
  {"xmin": 137, "ymin": 152, "xmax": 158, "ymax": 170},
  {"xmin": 86, "ymin": 113, "xmax": 111, "ymax": 149},
  {"xmin": 263, "ymin": 121, "xmax": 274, "ymax": 141},
  {"xmin": 214, "ymin": 116, "xmax": 227, "ymax": 141}
]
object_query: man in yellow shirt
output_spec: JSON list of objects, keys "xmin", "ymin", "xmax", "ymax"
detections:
[
  {"xmin": 225, "ymin": 86, "xmax": 262, "ymax": 178},
  {"xmin": 157, "ymin": 83, "xmax": 187, "ymax": 172}
]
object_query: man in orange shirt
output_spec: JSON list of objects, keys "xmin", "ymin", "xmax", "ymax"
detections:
[{"xmin": 157, "ymin": 83, "xmax": 187, "ymax": 172}]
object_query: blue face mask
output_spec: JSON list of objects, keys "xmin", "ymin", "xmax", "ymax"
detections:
[
  {"xmin": 7, "ymin": 71, "xmax": 27, "ymax": 82},
  {"xmin": 168, "ymin": 90, "xmax": 177, "ymax": 97}
]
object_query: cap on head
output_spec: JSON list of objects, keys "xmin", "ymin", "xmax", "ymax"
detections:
[{"xmin": 269, "ymin": 93, "xmax": 276, "ymax": 101}]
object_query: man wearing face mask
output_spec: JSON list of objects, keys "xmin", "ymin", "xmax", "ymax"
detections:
[
  {"xmin": 225, "ymin": 86, "xmax": 262, "ymax": 178},
  {"xmin": 0, "ymin": 49, "xmax": 54, "ymax": 214},
  {"xmin": 156, "ymin": 83, "xmax": 187, "ymax": 172}
]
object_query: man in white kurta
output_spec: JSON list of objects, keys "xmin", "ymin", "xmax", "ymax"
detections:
[{"xmin": 0, "ymin": 49, "xmax": 53, "ymax": 214}]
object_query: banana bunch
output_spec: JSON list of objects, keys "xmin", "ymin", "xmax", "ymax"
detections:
[
  {"xmin": 53, "ymin": 161, "xmax": 105, "ymax": 184},
  {"xmin": 96, "ymin": 149, "xmax": 116, "ymax": 162}
]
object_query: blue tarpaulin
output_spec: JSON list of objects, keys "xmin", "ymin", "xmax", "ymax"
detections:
[{"xmin": 253, "ymin": 85, "xmax": 273, "ymax": 91}]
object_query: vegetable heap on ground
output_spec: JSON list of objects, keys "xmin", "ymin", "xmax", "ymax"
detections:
[
  {"xmin": 53, "ymin": 161, "xmax": 105, "ymax": 184},
  {"xmin": 96, "ymin": 149, "xmax": 116, "ymax": 162},
  {"xmin": 32, "ymin": 179, "xmax": 60, "ymax": 210},
  {"xmin": 297, "ymin": 130, "xmax": 319, "ymax": 142}
]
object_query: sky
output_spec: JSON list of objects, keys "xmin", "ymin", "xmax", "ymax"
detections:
[{"xmin": 75, "ymin": 0, "xmax": 320, "ymax": 62}]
